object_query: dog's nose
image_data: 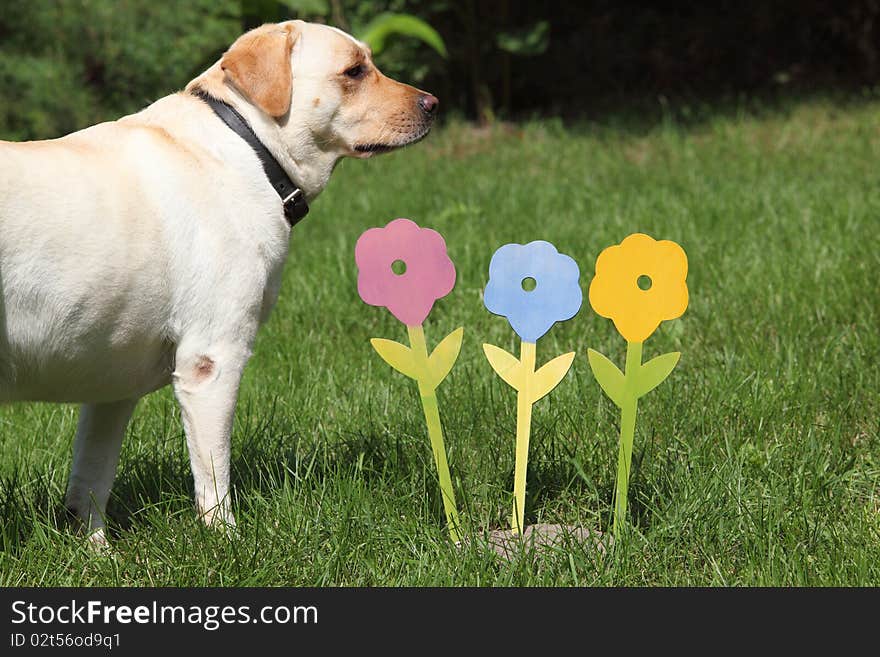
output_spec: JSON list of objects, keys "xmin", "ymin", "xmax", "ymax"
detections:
[{"xmin": 418, "ymin": 94, "xmax": 439, "ymax": 115}]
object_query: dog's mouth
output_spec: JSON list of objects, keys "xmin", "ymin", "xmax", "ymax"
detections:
[
  {"xmin": 353, "ymin": 126, "xmax": 431, "ymax": 158},
  {"xmin": 354, "ymin": 143, "xmax": 397, "ymax": 155}
]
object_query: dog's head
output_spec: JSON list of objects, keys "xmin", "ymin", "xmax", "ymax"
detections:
[{"xmin": 216, "ymin": 20, "xmax": 438, "ymax": 159}]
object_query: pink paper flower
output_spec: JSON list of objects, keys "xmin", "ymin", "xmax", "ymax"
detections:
[{"xmin": 355, "ymin": 218, "xmax": 456, "ymax": 326}]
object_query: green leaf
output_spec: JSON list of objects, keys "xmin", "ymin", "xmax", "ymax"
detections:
[
  {"xmin": 427, "ymin": 327, "xmax": 464, "ymax": 388},
  {"xmin": 531, "ymin": 351, "xmax": 575, "ymax": 403},
  {"xmin": 587, "ymin": 348, "xmax": 625, "ymax": 408},
  {"xmin": 496, "ymin": 20, "xmax": 550, "ymax": 56},
  {"xmin": 635, "ymin": 352, "xmax": 681, "ymax": 397},
  {"xmin": 483, "ymin": 343, "xmax": 523, "ymax": 391},
  {"xmin": 357, "ymin": 13, "xmax": 448, "ymax": 58},
  {"xmin": 370, "ymin": 338, "xmax": 417, "ymax": 380}
]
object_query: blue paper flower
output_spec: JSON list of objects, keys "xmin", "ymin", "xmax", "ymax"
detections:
[{"xmin": 483, "ymin": 241, "xmax": 583, "ymax": 343}]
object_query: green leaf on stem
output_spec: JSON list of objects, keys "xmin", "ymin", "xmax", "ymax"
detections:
[
  {"xmin": 587, "ymin": 348, "xmax": 625, "ymax": 408},
  {"xmin": 635, "ymin": 352, "xmax": 680, "ymax": 397}
]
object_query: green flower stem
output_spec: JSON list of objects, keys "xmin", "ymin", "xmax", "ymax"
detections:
[
  {"xmin": 613, "ymin": 340, "xmax": 643, "ymax": 537},
  {"xmin": 512, "ymin": 340, "xmax": 536, "ymax": 535},
  {"xmin": 407, "ymin": 324, "xmax": 461, "ymax": 542}
]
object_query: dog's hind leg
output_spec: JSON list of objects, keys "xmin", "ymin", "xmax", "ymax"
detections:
[
  {"xmin": 65, "ymin": 398, "xmax": 139, "ymax": 548},
  {"xmin": 172, "ymin": 343, "xmax": 249, "ymax": 531}
]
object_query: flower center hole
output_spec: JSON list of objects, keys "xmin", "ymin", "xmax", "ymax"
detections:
[
  {"xmin": 391, "ymin": 259, "xmax": 407, "ymax": 276},
  {"xmin": 521, "ymin": 277, "xmax": 537, "ymax": 292},
  {"xmin": 637, "ymin": 274, "xmax": 653, "ymax": 291}
]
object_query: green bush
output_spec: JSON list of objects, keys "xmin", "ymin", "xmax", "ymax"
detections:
[
  {"xmin": 0, "ymin": 0, "xmax": 240, "ymax": 140},
  {"xmin": 0, "ymin": 54, "xmax": 95, "ymax": 141}
]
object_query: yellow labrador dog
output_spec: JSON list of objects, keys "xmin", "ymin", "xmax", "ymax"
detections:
[{"xmin": 0, "ymin": 20, "xmax": 437, "ymax": 545}]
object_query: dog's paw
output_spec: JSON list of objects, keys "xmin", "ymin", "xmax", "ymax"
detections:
[
  {"xmin": 81, "ymin": 528, "xmax": 116, "ymax": 556},
  {"xmin": 209, "ymin": 518, "xmax": 240, "ymax": 542},
  {"xmin": 66, "ymin": 505, "xmax": 113, "ymax": 554},
  {"xmin": 87, "ymin": 527, "xmax": 108, "ymax": 546},
  {"xmin": 199, "ymin": 504, "xmax": 238, "ymax": 539}
]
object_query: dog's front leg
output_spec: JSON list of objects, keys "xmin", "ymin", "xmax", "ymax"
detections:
[
  {"xmin": 65, "ymin": 398, "xmax": 139, "ymax": 547},
  {"xmin": 172, "ymin": 343, "xmax": 249, "ymax": 529}
]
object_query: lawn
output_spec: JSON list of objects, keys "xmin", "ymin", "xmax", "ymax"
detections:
[{"xmin": 1, "ymin": 97, "xmax": 878, "ymax": 585}]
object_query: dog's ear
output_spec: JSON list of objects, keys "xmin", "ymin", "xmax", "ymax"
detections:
[{"xmin": 221, "ymin": 23, "xmax": 299, "ymax": 118}]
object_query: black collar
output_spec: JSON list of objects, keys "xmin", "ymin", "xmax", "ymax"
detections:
[{"xmin": 193, "ymin": 90, "xmax": 309, "ymax": 226}]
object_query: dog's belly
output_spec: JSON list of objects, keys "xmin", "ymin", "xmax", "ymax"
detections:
[
  {"xmin": 0, "ymin": 278, "xmax": 176, "ymax": 403},
  {"xmin": 0, "ymin": 265, "xmax": 176, "ymax": 403},
  {"xmin": 0, "ymin": 334, "xmax": 174, "ymax": 404}
]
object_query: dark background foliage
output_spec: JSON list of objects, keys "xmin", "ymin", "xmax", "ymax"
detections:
[{"xmin": 2, "ymin": 0, "xmax": 879, "ymax": 139}]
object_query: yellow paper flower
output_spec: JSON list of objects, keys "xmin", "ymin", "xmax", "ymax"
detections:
[{"xmin": 589, "ymin": 233, "xmax": 688, "ymax": 343}]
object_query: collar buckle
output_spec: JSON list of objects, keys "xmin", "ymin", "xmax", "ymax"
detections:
[{"xmin": 282, "ymin": 188, "xmax": 309, "ymax": 226}]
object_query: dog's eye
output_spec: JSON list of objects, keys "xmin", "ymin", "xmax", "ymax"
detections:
[{"xmin": 344, "ymin": 64, "xmax": 364, "ymax": 79}]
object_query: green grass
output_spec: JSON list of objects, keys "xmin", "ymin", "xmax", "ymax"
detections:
[{"xmin": 1, "ymin": 97, "xmax": 879, "ymax": 585}]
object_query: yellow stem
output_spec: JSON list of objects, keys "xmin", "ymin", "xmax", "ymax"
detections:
[
  {"xmin": 407, "ymin": 324, "xmax": 461, "ymax": 542},
  {"xmin": 511, "ymin": 340, "xmax": 536, "ymax": 535}
]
